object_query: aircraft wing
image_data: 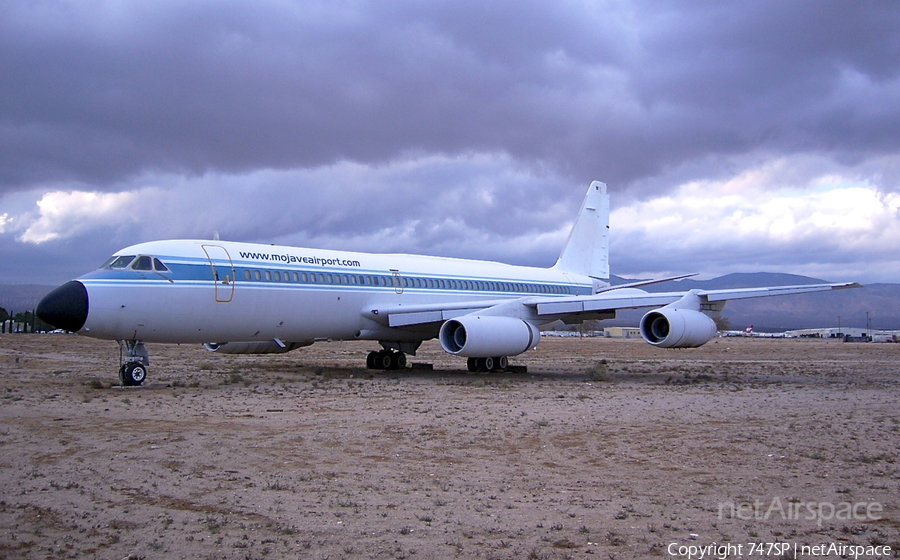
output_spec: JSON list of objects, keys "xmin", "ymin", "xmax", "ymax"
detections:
[
  {"xmin": 374, "ymin": 281, "xmax": 862, "ymax": 328},
  {"xmin": 532, "ymin": 281, "xmax": 862, "ymax": 317},
  {"xmin": 373, "ymin": 298, "xmax": 514, "ymax": 328}
]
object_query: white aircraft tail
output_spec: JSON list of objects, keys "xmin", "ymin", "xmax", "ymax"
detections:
[{"xmin": 552, "ymin": 181, "xmax": 610, "ymax": 279}]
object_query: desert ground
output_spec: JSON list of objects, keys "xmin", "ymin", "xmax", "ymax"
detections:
[{"xmin": 0, "ymin": 333, "xmax": 898, "ymax": 560}]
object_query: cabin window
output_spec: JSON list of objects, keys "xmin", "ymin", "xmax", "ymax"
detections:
[
  {"xmin": 325, "ymin": 274, "xmax": 332, "ymax": 284},
  {"xmin": 273, "ymin": 271, "xmax": 281, "ymax": 281},
  {"xmin": 301, "ymin": 272, "xmax": 309, "ymax": 282},
  {"xmin": 244, "ymin": 270, "xmax": 252, "ymax": 281},
  {"xmin": 109, "ymin": 255, "xmax": 136, "ymax": 269},
  {"xmin": 254, "ymin": 270, "xmax": 261, "ymax": 281},
  {"xmin": 132, "ymin": 256, "xmax": 153, "ymax": 270},
  {"xmin": 334, "ymin": 274, "xmax": 341, "ymax": 284},
  {"xmin": 265, "ymin": 270, "xmax": 272, "ymax": 281}
]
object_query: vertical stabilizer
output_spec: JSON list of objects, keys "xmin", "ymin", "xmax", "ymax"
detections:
[{"xmin": 552, "ymin": 181, "xmax": 609, "ymax": 279}]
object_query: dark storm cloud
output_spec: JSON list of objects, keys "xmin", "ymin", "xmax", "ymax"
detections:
[{"xmin": 2, "ymin": 0, "xmax": 898, "ymax": 194}]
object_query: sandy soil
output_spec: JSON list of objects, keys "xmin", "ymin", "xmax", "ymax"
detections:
[{"xmin": 0, "ymin": 334, "xmax": 898, "ymax": 559}]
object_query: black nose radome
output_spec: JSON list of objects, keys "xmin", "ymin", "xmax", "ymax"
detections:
[{"xmin": 36, "ymin": 281, "xmax": 89, "ymax": 332}]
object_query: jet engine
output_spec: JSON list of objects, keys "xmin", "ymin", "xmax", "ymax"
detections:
[
  {"xmin": 639, "ymin": 308, "xmax": 717, "ymax": 348},
  {"xmin": 439, "ymin": 316, "xmax": 540, "ymax": 357},
  {"xmin": 203, "ymin": 341, "xmax": 310, "ymax": 354}
]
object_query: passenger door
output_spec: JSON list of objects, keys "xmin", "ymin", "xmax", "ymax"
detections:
[{"xmin": 202, "ymin": 245, "xmax": 235, "ymax": 302}]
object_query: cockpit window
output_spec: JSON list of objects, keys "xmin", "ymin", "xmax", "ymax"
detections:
[
  {"xmin": 153, "ymin": 258, "xmax": 170, "ymax": 272},
  {"xmin": 108, "ymin": 255, "xmax": 136, "ymax": 269},
  {"xmin": 132, "ymin": 256, "xmax": 153, "ymax": 270}
]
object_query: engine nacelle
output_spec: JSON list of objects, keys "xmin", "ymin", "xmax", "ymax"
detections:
[
  {"xmin": 640, "ymin": 308, "xmax": 717, "ymax": 348},
  {"xmin": 439, "ymin": 316, "xmax": 540, "ymax": 357},
  {"xmin": 204, "ymin": 341, "xmax": 310, "ymax": 354}
]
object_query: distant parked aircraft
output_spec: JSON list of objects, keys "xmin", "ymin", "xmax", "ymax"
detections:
[{"xmin": 37, "ymin": 182, "xmax": 860, "ymax": 385}]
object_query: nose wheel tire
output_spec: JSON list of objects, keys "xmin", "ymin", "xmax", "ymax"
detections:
[{"xmin": 121, "ymin": 362, "xmax": 147, "ymax": 386}]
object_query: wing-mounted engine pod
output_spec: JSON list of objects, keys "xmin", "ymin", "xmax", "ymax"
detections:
[
  {"xmin": 204, "ymin": 341, "xmax": 310, "ymax": 354},
  {"xmin": 439, "ymin": 316, "xmax": 540, "ymax": 357},
  {"xmin": 639, "ymin": 308, "xmax": 718, "ymax": 348}
]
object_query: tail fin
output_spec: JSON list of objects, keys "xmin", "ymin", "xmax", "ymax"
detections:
[{"xmin": 552, "ymin": 181, "xmax": 609, "ymax": 279}]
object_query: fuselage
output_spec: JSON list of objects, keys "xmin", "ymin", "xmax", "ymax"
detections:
[{"xmin": 60, "ymin": 239, "xmax": 599, "ymax": 345}]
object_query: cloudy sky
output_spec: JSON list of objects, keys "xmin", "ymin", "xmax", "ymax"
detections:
[{"xmin": 2, "ymin": 1, "xmax": 899, "ymax": 285}]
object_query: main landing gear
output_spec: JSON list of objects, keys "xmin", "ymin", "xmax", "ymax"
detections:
[
  {"xmin": 118, "ymin": 340, "xmax": 149, "ymax": 386},
  {"xmin": 467, "ymin": 356, "xmax": 509, "ymax": 372},
  {"xmin": 366, "ymin": 349, "xmax": 407, "ymax": 370}
]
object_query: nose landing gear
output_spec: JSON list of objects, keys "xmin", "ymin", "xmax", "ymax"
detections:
[{"xmin": 118, "ymin": 340, "xmax": 149, "ymax": 386}]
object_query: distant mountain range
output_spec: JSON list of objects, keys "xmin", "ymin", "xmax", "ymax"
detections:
[{"xmin": 2, "ymin": 273, "xmax": 897, "ymax": 331}]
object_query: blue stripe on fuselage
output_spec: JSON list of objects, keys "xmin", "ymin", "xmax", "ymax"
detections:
[{"xmin": 80, "ymin": 257, "xmax": 593, "ymax": 297}]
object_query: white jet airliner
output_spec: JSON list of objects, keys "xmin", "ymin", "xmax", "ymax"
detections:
[{"xmin": 36, "ymin": 181, "xmax": 860, "ymax": 386}]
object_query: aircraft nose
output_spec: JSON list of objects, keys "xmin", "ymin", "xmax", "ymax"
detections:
[{"xmin": 36, "ymin": 280, "xmax": 89, "ymax": 332}]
